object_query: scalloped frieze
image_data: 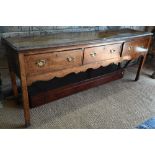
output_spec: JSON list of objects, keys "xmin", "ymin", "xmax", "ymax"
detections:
[{"xmin": 27, "ymin": 58, "xmax": 125, "ymax": 85}]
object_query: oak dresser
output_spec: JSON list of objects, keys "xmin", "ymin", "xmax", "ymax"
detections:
[{"xmin": 2, "ymin": 29, "xmax": 153, "ymax": 127}]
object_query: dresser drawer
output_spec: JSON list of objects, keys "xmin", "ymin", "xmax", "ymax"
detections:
[
  {"xmin": 25, "ymin": 49, "xmax": 83, "ymax": 76},
  {"xmin": 83, "ymin": 43, "xmax": 122, "ymax": 65},
  {"xmin": 122, "ymin": 37, "xmax": 150, "ymax": 58}
]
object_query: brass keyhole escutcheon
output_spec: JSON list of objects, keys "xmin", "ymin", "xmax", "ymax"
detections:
[
  {"xmin": 102, "ymin": 46, "xmax": 105, "ymax": 50},
  {"xmin": 66, "ymin": 57, "xmax": 74, "ymax": 62},
  {"xmin": 36, "ymin": 59, "xmax": 46, "ymax": 67},
  {"xmin": 90, "ymin": 52, "xmax": 97, "ymax": 57}
]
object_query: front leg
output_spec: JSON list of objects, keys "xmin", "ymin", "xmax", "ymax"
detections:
[
  {"xmin": 135, "ymin": 55, "xmax": 146, "ymax": 81},
  {"xmin": 19, "ymin": 54, "xmax": 31, "ymax": 128}
]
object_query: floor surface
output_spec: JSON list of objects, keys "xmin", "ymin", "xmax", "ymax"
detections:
[{"xmin": 0, "ymin": 63, "xmax": 155, "ymax": 129}]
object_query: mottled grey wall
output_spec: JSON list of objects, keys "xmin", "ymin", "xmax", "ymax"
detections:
[{"xmin": 0, "ymin": 26, "xmax": 146, "ymax": 37}]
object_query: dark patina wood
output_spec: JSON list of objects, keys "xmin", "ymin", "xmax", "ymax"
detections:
[
  {"xmin": 29, "ymin": 68, "xmax": 124, "ymax": 108},
  {"xmin": 2, "ymin": 29, "xmax": 153, "ymax": 127},
  {"xmin": 2, "ymin": 29, "xmax": 152, "ymax": 51}
]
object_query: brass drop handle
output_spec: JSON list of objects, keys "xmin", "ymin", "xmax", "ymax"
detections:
[
  {"xmin": 110, "ymin": 49, "xmax": 116, "ymax": 53},
  {"xmin": 66, "ymin": 57, "xmax": 74, "ymax": 62},
  {"xmin": 36, "ymin": 59, "xmax": 46, "ymax": 67},
  {"xmin": 90, "ymin": 52, "xmax": 97, "ymax": 57}
]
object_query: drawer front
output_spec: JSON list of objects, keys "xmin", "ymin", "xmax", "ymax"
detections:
[
  {"xmin": 25, "ymin": 49, "xmax": 83, "ymax": 76},
  {"xmin": 122, "ymin": 37, "xmax": 150, "ymax": 58},
  {"xmin": 83, "ymin": 43, "xmax": 122, "ymax": 65}
]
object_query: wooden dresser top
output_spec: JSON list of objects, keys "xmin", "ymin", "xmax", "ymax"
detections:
[{"xmin": 2, "ymin": 29, "xmax": 153, "ymax": 52}]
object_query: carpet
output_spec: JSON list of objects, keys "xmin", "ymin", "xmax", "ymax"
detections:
[{"xmin": 0, "ymin": 64, "xmax": 155, "ymax": 129}]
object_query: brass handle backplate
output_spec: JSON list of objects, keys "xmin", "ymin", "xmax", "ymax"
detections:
[
  {"xmin": 110, "ymin": 49, "xmax": 116, "ymax": 53},
  {"xmin": 36, "ymin": 59, "xmax": 46, "ymax": 67},
  {"xmin": 128, "ymin": 46, "xmax": 133, "ymax": 51},
  {"xmin": 66, "ymin": 57, "xmax": 74, "ymax": 62},
  {"xmin": 90, "ymin": 52, "xmax": 97, "ymax": 57}
]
